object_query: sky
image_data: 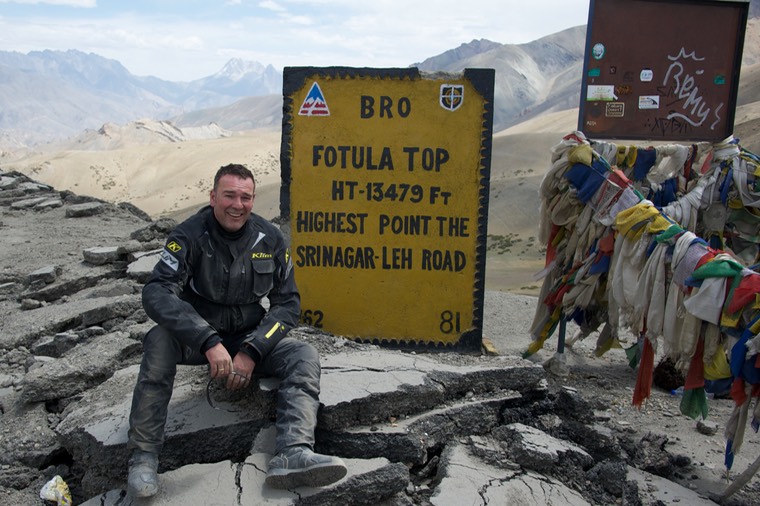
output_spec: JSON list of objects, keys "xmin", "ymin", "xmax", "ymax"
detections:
[{"xmin": 0, "ymin": 0, "xmax": 591, "ymax": 82}]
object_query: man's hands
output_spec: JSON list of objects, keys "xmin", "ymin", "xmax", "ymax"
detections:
[
  {"xmin": 228, "ymin": 351, "xmax": 255, "ymax": 390},
  {"xmin": 204, "ymin": 343, "xmax": 256, "ymax": 390},
  {"xmin": 206, "ymin": 343, "xmax": 233, "ymax": 378}
]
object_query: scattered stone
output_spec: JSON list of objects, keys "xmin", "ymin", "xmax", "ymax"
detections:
[
  {"xmin": 65, "ymin": 202, "xmax": 105, "ymax": 218},
  {"xmin": 21, "ymin": 331, "xmax": 141, "ymax": 403},
  {"xmin": 630, "ymin": 432, "xmax": 675, "ymax": 478},
  {"xmin": 498, "ymin": 422, "xmax": 593, "ymax": 472},
  {"xmin": 117, "ymin": 202, "xmax": 152, "ymax": 222},
  {"xmin": 696, "ymin": 419, "xmax": 719, "ymax": 436},
  {"xmin": 0, "ymin": 281, "xmax": 19, "ymax": 294},
  {"xmin": 129, "ymin": 217, "xmax": 177, "ymax": 242},
  {"xmin": 17, "ymin": 181, "xmax": 52, "ymax": 192},
  {"xmin": 82, "ymin": 246, "xmax": 123, "ymax": 265},
  {"xmin": 0, "ymin": 175, "xmax": 19, "ymax": 190},
  {"xmin": 34, "ymin": 197, "xmax": 64, "ymax": 210},
  {"xmin": 19, "ymin": 298, "xmax": 44, "ymax": 310},
  {"xmin": 28, "ymin": 265, "xmax": 59, "ymax": 285},
  {"xmin": 653, "ymin": 357, "xmax": 684, "ymax": 392},
  {"xmin": 31, "ymin": 332, "xmax": 81, "ymax": 358},
  {"xmin": 125, "ymin": 250, "xmax": 161, "ymax": 282},
  {"xmin": 11, "ymin": 196, "xmax": 50, "ymax": 210},
  {"xmin": 117, "ymin": 239, "xmax": 163, "ymax": 258},
  {"xmin": 586, "ymin": 460, "xmax": 627, "ymax": 496},
  {"xmin": 554, "ymin": 385, "xmax": 595, "ymax": 423}
]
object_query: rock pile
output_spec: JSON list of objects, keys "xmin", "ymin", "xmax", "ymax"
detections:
[{"xmin": 0, "ymin": 169, "xmax": 739, "ymax": 505}]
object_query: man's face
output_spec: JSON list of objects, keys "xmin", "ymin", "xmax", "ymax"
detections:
[{"xmin": 210, "ymin": 174, "xmax": 255, "ymax": 233}]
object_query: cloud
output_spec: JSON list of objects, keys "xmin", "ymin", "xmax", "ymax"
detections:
[
  {"xmin": 258, "ymin": 0, "xmax": 286, "ymax": 12},
  {"xmin": 0, "ymin": 0, "xmax": 590, "ymax": 81},
  {"xmin": 0, "ymin": 0, "xmax": 96, "ymax": 6}
]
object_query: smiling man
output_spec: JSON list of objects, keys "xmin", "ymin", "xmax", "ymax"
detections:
[
  {"xmin": 211, "ymin": 168, "xmax": 255, "ymax": 231},
  {"xmin": 126, "ymin": 163, "xmax": 346, "ymax": 497}
]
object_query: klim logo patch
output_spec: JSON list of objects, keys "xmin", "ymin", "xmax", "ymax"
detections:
[{"xmin": 160, "ymin": 250, "xmax": 179, "ymax": 271}]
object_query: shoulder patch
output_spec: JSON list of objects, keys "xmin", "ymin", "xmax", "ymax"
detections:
[
  {"xmin": 160, "ymin": 249, "xmax": 179, "ymax": 271},
  {"xmin": 166, "ymin": 241, "xmax": 182, "ymax": 253}
]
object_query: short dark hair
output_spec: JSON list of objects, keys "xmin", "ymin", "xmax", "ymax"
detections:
[{"xmin": 213, "ymin": 164, "xmax": 255, "ymax": 191}]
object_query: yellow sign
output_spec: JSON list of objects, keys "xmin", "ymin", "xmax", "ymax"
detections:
[{"xmin": 281, "ymin": 67, "xmax": 494, "ymax": 350}]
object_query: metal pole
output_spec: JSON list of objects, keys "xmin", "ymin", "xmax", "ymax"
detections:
[{"xmin": 557, "ymin": 315, "xmax": 566, "ymax": 354}]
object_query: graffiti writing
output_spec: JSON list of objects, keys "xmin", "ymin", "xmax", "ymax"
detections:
[
  {"xmin": 646, "ymin": 114, "xmax": 693, "ymax": 137},
  {"xmin": 661, "ymin": 47, "xmax": 723, "ymax": 130}
]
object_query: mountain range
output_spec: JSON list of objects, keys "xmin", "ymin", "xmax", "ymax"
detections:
[
  {"xmin": 4, "ymin": 32, "xmax": 582, "ymax": 148},
  {"xmin": 2, "ymin": 0, "xmax": 760, "ymax": 151},
  {"xmin": 0, "ymin": 51, "xmax": 281, "ymax": 149}
]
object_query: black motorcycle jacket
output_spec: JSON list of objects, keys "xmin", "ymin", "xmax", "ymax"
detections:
[{"xmin": 142, "ymin": 205, "xmax": 300, "ymax": 362}]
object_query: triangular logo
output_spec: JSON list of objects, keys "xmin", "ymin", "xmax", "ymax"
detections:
[{"xmin": 299, "ymin": 82, "xmax": 330, "ymax": 116}]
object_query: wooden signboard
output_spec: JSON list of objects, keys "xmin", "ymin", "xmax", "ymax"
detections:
[
  {"xmin": 281, "ymin": 67, "xmax": 494, "ymax": 350},
  {"xmin": 579, "ymin": 0, "xmax": 749, "ymax": 141}
]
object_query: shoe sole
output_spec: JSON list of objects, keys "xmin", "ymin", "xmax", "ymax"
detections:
[{"xmin": 265, "ymin": 462, "xmax": 348, "ymax": 489}]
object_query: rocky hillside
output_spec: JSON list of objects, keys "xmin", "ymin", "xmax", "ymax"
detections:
[{"xmin": 415, "ymin": 26, "xmax": 587, "ymax": 131}]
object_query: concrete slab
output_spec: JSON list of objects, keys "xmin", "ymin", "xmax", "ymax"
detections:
[
  {"xmin": 627, "ymin": 466, "xmax": 718, "ymax": 505},
  {"xmin": 431, "ymin": 442, "xmax": 591, "ymax": 506},
  {"xmin": 318, "ymin": 351, "xmax": 544, "ymax": 429},
  {"xmin": 319, "ymin": 393, "xmax": 525, "ymax": 465},
  {"xmin": 503, "ymin": 422, "xmax": 592, "ymax": 471},
  {"xmin": 0, "ymin": 295, "xmax": 132, "ymax": 349},
  {"xmin": 80, "ymin": 455, "xmax": 401, "ymax": 506},
  {"xmin": 58, "ymin": 341, "xmax": 545, "ymax": 497}
]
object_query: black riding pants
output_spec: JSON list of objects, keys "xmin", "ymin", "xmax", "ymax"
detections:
[{"xmin": 127, "ymin": 326, "xmax": 321, "ymax": 456}]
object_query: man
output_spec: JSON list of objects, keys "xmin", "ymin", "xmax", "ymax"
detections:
[{"xmin": 127, "ymin": 164, "xmax": 346, "ymax": 497}]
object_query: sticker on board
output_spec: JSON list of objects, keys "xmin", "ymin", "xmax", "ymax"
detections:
[
  {"xmin": 440, "ymin": 84, "xmax": 464, "ymax": 111},
  {"xmin": 299, "ymin": 82, "xmax": 330, "ymax": 116}
]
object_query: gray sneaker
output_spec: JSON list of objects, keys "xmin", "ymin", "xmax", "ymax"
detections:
[
  {"xmin": 265, "ymin": 446, "xmax": 347, "ymax": 489},
  {"xmin": 127, "ymin": 450, "xmax": 159, "ymax": 498}
]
